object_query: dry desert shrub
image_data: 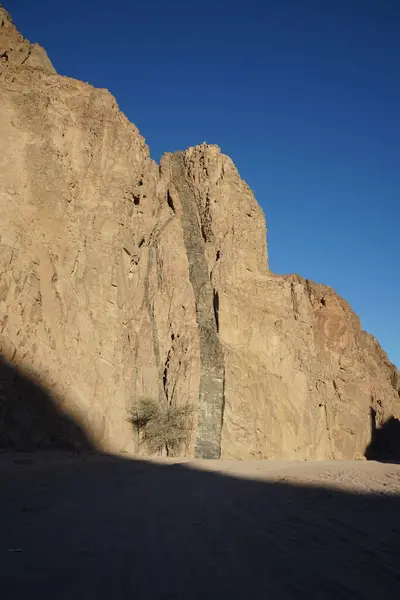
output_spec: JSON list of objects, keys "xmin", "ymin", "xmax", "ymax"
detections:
[{"xmin": 129, "ymin": 398, "xmax": 193, "ymax": 456}]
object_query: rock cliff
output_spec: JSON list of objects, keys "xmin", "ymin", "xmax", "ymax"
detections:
[{"xmin": 0, "ymin": 6, "xmax": 398, "ymax": 458}]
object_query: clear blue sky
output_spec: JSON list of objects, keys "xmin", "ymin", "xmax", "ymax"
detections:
[{"xmin": 6, "ymin": 0, "xmax": 399, "ymax": 367}]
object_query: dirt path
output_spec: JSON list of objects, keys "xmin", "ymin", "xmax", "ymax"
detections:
[{"xmin": 1, "ymin": 454, "xmax": 400, "ymax": 599}]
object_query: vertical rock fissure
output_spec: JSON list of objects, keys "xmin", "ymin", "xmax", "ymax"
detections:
[
  {"xmin": 169, "ymin": 153, "xmax": 225, "ymax": 458},
  {"xmin": 163, "ymin": 347, "xmax": 172, "ymax": 404},
  {"xmin": 142, "ymin": 216, "xmax": 175, "ymax": 411},
  {"xmin": 213, "ymin": 289, "xmax": 220, "ymax": 333},
  {"xmin": 143, "ymin": 244, "xmax": 165, "ymax": 407}
]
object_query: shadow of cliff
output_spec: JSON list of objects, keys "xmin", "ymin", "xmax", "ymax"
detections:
[
  {"xmin": 0, "ymin": 355, "xmax": 94, "ymax": 452},
  {"xmin": 0, "ymin": 360, "xmax": 399, "ymax": 598},
  {"xmin": 365, "ymin": 407, "xmax": 400, "ymax": 462},
  {"xmin": 1, "ymin": 452, "xmax": 400, "ymax": 599}
]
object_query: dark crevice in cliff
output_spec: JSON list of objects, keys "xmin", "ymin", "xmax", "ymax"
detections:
[
  {"xmin": 169, "ymin": 153, "xmax": 225, "ymax": 459},
  {"xmin": 166, "ymin": 189, "xmax": 175, "ymax": 213},
  {"xmin": 332, "ymin": 379, "xmax": 343, "ymax": 403},
  {"xmin": 220, "ymin": 374, "xmax": 226, "ymax": 439},
  {"xmin": 163, "ymin": 347, "xmax": 172, "ymax": 404},
  {"xmin": 213, "ymin": 289, "xmax": 220, "ymax": 333},
  {"xmin": 20, "ymin": 49, "xmax": 31, "ymax": 66}
]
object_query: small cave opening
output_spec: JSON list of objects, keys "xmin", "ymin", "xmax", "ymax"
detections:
[{"xmin": 166, "ymin": 190, "xmax": 175, "ymax": 212}]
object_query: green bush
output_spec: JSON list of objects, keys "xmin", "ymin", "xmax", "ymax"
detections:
[{"xmin": 129, "ymin": 398, "xmax": 193, "ymax": 456}]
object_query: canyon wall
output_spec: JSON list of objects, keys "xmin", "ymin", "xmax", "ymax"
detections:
[{"xmin": 0, "ymin": 6, "xmax": 398, "ymax": 458}]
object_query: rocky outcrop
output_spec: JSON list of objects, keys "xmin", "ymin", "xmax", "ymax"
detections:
[
  {"xmin": 0, "ymin": 6, "xmax": 398, "ymax": 458},
  {"xmin": 0, "ymin": 7, "xmax": 54, "ymax": 73},
  {"xmin": 164, "ymin": 148, "xmax": 399, "ymax": 459}
]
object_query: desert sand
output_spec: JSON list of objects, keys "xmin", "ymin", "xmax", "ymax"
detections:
[{"xmin": 1, "ymin": 453, "xmax": 399, "ymax": 599}]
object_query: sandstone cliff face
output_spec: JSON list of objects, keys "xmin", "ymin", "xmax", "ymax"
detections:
[
  {"xmin": 165, "ymin": 149, "xmax": 399, "ymax": 459},
  {"xmin": 0, "ymin": 7, "xmax": 398, "ymax": 458}
]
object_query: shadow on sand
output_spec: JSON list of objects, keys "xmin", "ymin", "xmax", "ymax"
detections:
[{"xmin": 1, "ymin": 356, "xmax": 400, "ymax": 599}]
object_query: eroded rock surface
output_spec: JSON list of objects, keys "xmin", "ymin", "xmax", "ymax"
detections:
[
  {"xmin": 0, "ymin": 6, "xmax": 398, "ymax": 458},
  {"xmin": 0, "ymin": 6, "xmax": 54, "ymax": 73}
]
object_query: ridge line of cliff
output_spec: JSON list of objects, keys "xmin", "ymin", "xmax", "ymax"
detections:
[{"xmin": 0, "ymin": 5, "xmax": 55, "ymax": 73}]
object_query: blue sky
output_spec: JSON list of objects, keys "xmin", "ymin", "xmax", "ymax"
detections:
[{"xmin": 6, "ymin": 0, "xmax": 399, "ymax": 367}]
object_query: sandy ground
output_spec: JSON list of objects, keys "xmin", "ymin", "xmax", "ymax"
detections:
[{"xmin": 1, "ymin": 453, "xmax": 400, "ymax": 599}]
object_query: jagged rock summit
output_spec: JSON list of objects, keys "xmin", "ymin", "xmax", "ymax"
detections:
[
  {"xmin": 0, "ymin": 6, "xmax": 54, "ymax": 72},
  {"xmin": 0, "ymin": 6, "xmax": 398, "ymax": 458}
]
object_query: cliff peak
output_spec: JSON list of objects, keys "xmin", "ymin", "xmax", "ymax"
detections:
[{"xmin": 0, "ymin": 4, "xmax": 55, "ymax": 73}]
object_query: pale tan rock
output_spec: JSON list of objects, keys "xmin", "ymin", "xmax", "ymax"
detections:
[
  {"xmin": 0, "ymin": 9, "xmax": 398, "ymax": 458},
  {"xmin": 165, "ymin": 145, "xmax": 399, "ymax": 460},
  {"xmin": 0, "ymin": 10, "xmax": 200, "ymax": 454},
  {"xmin": 0, "ymin": 6, "xmax": 55, "ymax": 73}
]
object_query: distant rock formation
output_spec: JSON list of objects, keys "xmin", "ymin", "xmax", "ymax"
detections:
[{"xmin": 0, "ymin": 5, "xmax": 398, "ymax": 458}]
